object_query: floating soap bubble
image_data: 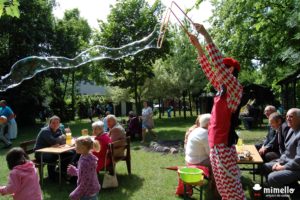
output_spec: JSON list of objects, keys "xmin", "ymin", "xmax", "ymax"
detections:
[
  {"xmin": 0, "ymin": 1, "xmax": 196, "ymax": 92},
  {"xmin": 0, "ymin": 26, "xmax": 159, "ymax": 92}
]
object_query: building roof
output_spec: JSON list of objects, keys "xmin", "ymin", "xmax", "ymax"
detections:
[
  {"xmin": 277, "ymin": 68, "xmax": 300, "ymax": 85},
  {"xmin": 78, "ymin": 81, "xmax": 106, "ymax": 95}
]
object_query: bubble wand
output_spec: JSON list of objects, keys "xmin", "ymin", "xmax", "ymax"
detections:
[{"xmin": 157, "ymin": 1, "xmax": 195, "ymax": 48}]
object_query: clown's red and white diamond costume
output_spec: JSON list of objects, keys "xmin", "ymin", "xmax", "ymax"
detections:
[{"xmin": 197, "ymin": 42, "xmax": 245, "ymax": 200}]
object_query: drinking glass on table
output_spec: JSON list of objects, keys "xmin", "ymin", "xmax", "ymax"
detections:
[
  {"xmin": 65, "ymin": 129, "xmax": 72, "ymax": 146},
  {"xmin": 81, "ymin": 129, "xmax": 89, "ymax": 136},
  {"xmin": 236, "ymin": 131, "xmax": 244, "ymax": 152}
]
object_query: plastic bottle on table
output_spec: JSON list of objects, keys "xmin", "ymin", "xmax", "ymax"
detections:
[{"xmin": 66, "ymin": 132, "xmax": 72, "ymax": 146}]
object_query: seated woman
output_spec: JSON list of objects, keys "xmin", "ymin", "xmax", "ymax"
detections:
[
  {"xmin": 34, "ymin": 115, "xmax": 75, "ymax": 181},
  {"xmin": 176, "ymin": 114, "xmax": 212, "ymax": 197},
  {"xmin": 185, "ymin": 114, "xmax": 211, "ymax": 167},
  {"xmin": 126, "ymin": 111, "xmax": 142, "ymax": 140},
  {"xmin": 92, "ymin": 121, "xmax": 112, "ymax": 172},
  {"xmin": 184, "ymin": 115, "xmax": 201, "ymax": 146}
]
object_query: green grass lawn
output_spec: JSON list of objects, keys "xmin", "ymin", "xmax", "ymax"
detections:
[{"xmin": 0, "ymin": 116, "xmax": 267, "ymax": 200}]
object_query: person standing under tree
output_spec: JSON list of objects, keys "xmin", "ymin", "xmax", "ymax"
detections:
[
  {"xmin": 141, "ymin": 101, "xmax": 157, "ymax": 143},
  {"xmin": 0, "ymin": 100, "xmax": 18, "ymax": 141},
  {"xmin": 189, "ymin": 24, "xmax": 245, "ymax": 199},
  {"xmin": 88, "ymin": 106, "xmax": 94, "ymax": 124}
]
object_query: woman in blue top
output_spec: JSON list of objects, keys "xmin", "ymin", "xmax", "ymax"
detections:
[{"xmin": 0, "ymin": 100, "xmax": 17, "ymax": 140}]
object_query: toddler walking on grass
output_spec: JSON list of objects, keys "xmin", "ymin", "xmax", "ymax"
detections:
[
  {"xmin": 68, "ymin": 136, "xmax": 101, "ymax": 200},
  {"xmin": 0, "ymin": 147, "xmax": 42, "ymax": 200}
]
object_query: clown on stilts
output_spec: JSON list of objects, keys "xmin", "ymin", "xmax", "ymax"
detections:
[{"xmin": 189, "ymin": 24, "xmax": 245, "ymax": 200}]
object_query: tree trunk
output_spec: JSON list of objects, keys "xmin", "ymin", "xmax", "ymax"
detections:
[
  {"xmin": 158, "ymin": 98, "xmax": 162, "ymax": 119},
  {"xmin": 196, "ymin": 97, "xmax": 199, "ymax": 116},
  {"xmin": 183, "ymin": 91, "xmax": 187, "ymax": 119},
  {"xmin": 173, "ymin": 98, "xmax": 176, "ymax": 117},
  {"xmin": 71, "ymin": 70, "xmax": 75, "ymax": 119},
  {"xmin": 179, "ymin": 99, "xmax": 182, "ymax": 117},
  {"xmin": 161, "ymin": 98, "xmax": 165, "ymax": 116},
  {"xmin": 62, "ymin": 72, "xmax": 70, "ymax": 100},
  {"xmin": 133, "ymin": 66, "xmax": 140, "ymax": 115},
  {"xmin": 189, "ymin": 90, "xmax": 193, "ymax": 117}
]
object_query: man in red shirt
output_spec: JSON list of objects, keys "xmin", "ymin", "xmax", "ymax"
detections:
[{"xmin": 189, "ymin": 24, "xmax": 245, "ymax": 200}]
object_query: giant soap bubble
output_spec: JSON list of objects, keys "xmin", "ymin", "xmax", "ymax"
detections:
[
  {"xmin": 0, "ymin": 1, "xmax": 196, "ymax": 92},
  {"xmin": 0, "ymin": 27, "xmax": 159, "ymax": 92}
]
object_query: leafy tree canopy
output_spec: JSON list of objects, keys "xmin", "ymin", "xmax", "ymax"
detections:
[
  {"xmin": 93, "ymin": 0, "xmax": 169, "ymax": 112},
  {"xmin": 0, "ymin": 0, "xmax": 19, "ymax": 18},
  {"xmin": 209, "ymin": 0, "xmax": 300, "ymax": 90}
]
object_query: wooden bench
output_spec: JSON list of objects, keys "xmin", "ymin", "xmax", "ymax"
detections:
[
  {"xmin": 20, "ymin": 139, "xmax": 62, "ymax": 184},
  {"xmin": 19, "ymin": 139, "xmax": 42, "ymax": 178},
  {"xmin": 107, "ymin": 136, "xmax": 131, "ymax": 175}
]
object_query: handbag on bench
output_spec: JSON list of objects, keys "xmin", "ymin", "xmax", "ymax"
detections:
[{"xmin": 102, "ymin": 146, "xmax": 118, "ymax": 188}]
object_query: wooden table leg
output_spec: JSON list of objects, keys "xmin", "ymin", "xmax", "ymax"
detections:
[
  {"xmin": 260, "ymin": 164, "xmax": 263, "ymax": 186},
  {"xmin": 200, "ymin": 185, "xmax": 203, "ymax": 200},
  {"xmin": 183, "ymin": 184, "xmax": 188, "ymax": 200},
  {"xmin": 253, "ymin": 164, "xmax": 256, "ymax": 181},
  {"xmin": 40, "ymin": 153, "xmax": 44, "ymax": 186},
  {"xmin": 58, "ymin": 154, "xmax": 61, "ymax": 186}
]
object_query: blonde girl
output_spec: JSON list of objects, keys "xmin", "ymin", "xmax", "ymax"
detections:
[{"xmin": 67, "ymin": 136, "xmax": 100, "ymax": 200}]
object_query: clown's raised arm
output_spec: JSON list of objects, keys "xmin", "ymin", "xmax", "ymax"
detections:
[{"xmin": 189, "ymin": 24, "xmax": 243, "ymax": 113}]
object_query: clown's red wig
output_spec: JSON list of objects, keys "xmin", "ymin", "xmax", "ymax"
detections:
[{"xmin": 223, "ymin": 57, "xmax": 240, "ymax": 72}]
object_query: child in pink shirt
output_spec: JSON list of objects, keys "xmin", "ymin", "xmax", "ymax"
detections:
[
  {"xmin": 68, "ymin": 136, "xmax": 101, "ymax": 200},
  {"xmin": 0, "ymin": 147, "xmax": 42, "ymax": 200}
]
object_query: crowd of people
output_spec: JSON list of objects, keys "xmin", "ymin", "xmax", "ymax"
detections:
[
  {"xmin": 0, "ymin": 112, "xmax": 129, "ymax": 200},
  {"xmin": 182, "ymin": 106, "xmax": 300, "ymax": 199},
  {"xmin": 0, "ymin": 100, "xmax": 160, "ymax": 200},
  {"xmin": 0, "ymin": 20, "xmax": 299, "ymax": 200},
  {"xmin": 186, "ymin": 23, "xmax": 300, "ymax": 200},
  {"xmin": 261, "ymin": 108, "xmax": 300, "ymax": 190}
]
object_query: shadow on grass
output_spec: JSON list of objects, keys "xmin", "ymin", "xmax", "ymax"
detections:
[
  {"xmin": 99, "ymin": 173, "xmax": 144, "ymax": 200},
  {"xmin": 41, "ymin": 178, "xmax": 75, "ymax": 200},
  {"xmin": 40, "ymin": 173, "xmax": 144, "ymax": 200},
  {"xmin": 241, "ymin": 173, "xmax": 259, "ymax": 200}
]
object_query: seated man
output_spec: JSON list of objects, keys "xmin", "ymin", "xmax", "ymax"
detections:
[
  {"xmin": 263, "ymin": 108, "xmax": 300, "ymax": 189},
  {"xmin": 255, "ymin": 105, "xmax": 279, "ymax": 162},
  {"xmin": 91, "ymin": 121, "xmax": 112, "ymax": 172},
  {"xmin": 240, "ymin": 95, "xmax": 257, "ymax": 130},
  {"xmin": 126, "ymin": 111, "xmax": 142, "ymax": 140},
  {"xmin": 185, "ymin": 113, "xmax": 211, "ymax": 167},
  {"xmin": 107, "ymin": 114, "xmax": 126, "ymax": 142},
  {"xmin": 34, "ymin": 115, "xmax": 75, "ymax": 181},
  {"xmin": 268, "ymin": 112, "xmax": 290, "ymax": 156}
]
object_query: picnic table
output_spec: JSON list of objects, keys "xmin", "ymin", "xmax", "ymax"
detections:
[
  {"xmin": 35, "ymin": 144, "xmax": 75, "ymax": 186},
  {"xmin": 236, "ymin": 145, "xmax": 264, "ymax": 185}
]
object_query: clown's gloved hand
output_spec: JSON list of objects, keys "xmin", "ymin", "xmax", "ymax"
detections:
[{"xmin": 216, "ymin": 84, "xmax": 227, "ymax": 96}]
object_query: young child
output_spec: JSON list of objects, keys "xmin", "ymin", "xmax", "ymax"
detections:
[
  {"xmin": 68, "ymin": 136, "xmax": 101, "ymax": 200},
  {"xmin": 0, "ymin": 147, "xmax": 42, "ymax": 200}
]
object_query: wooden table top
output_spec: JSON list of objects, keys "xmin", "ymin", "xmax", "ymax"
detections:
[
  {"xmin": 35, "ymin": 145, "xmax": 75, "ymax": 154},
  {"xmin": 236, "ymin": 145, "xmax": 263, "ymax": 164}
]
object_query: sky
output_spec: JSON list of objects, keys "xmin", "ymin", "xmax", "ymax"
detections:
[{"xmin": 53, "ymin": 0, "xmax": 213, "ymax": 30}]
